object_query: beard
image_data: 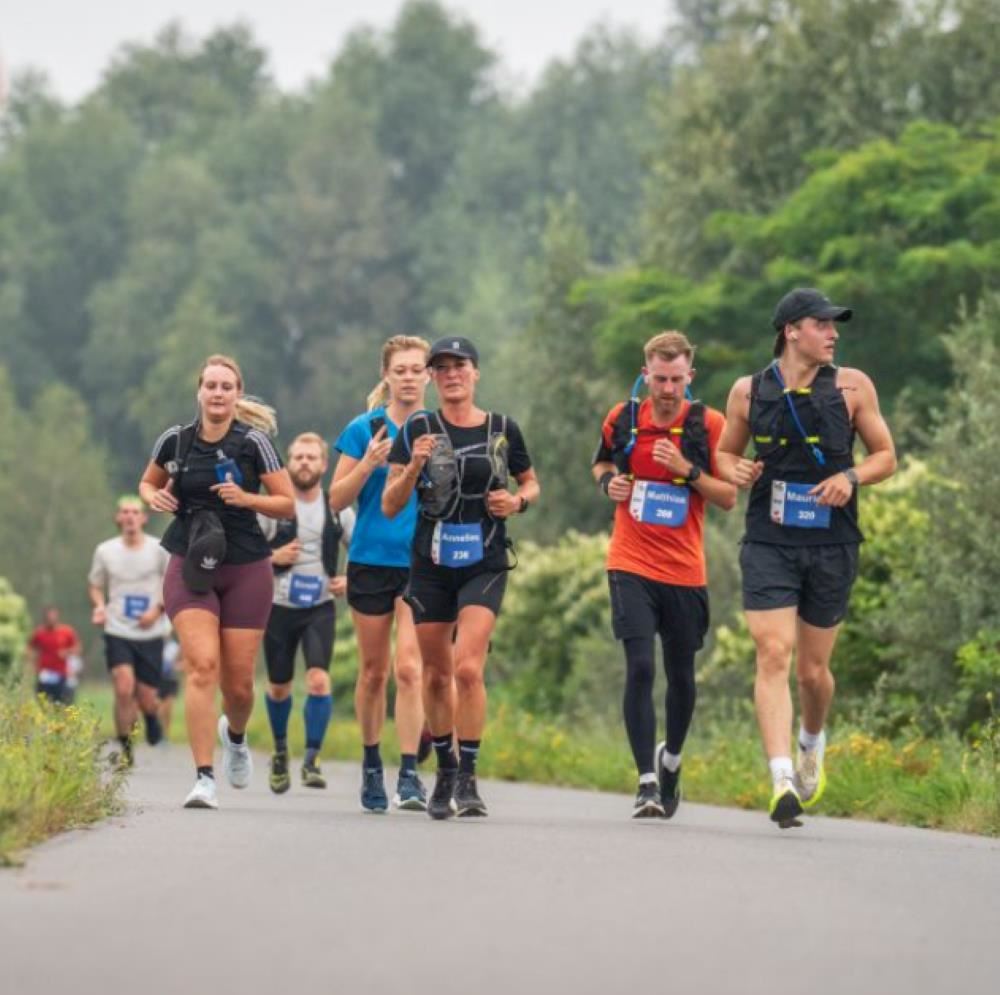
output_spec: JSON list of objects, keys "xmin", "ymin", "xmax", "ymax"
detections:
[{"xmin": 291, "ymin": 469, "xmax": 323, "ymax": 491}]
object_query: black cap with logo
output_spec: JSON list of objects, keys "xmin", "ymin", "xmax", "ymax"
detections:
[
  {"xmin": 772, "ymin": 288, "xmax": 852, "ymax": 356},
  {"xmin": 427, "ymin": 336, "xmax": 479, "ymax": 367},
  {"xmin": 182, "ymin": 510, "xmax": 227, "ymax": 594}
]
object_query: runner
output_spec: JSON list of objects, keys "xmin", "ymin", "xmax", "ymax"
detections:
[
  {"xmin": 593, "ymin": 331, "xmax": 736, "ymax": 818},
  {"xmin": 716, "ymin": 289, "xmax": 896, "ymax": 828},
  {"xmin": 27, "ymin": 606, "xmax": 80, "ymax": 705},
  {"xmin": 331, "ymin": 335, "xmax": 430, "ymax": 812},
  {"xmin": 139, "ymin": 354, "xmax": 294, "ymax": 810},
  {"xmin": 260, "ymin": 432, "xmax": 354, "ymax": 794},
  {"xmin": 88, "ymin": 495, "xmax": 171, "ymax": 766},
  {"xmin": 158, "ymin": 636, "xmax": 182, "ymax": 738},
  {"xmin": 383, "ymin": 336, "xmax": 539, "ymax": 820}
]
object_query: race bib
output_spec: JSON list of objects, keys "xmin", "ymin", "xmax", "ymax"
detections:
[
  {"xmin": 431, "ymin": 522, "xmax": 484, "ymax": 568},
  {"xmin": 770, "ymin": 481, "xmax": 831, "ymax": 529},
  {"xmin": 38, "ymin": 669, "xmax": 63, "ymax": 685},
  {"xmin": 289, "ymin": 574, "xmax": 325, "ymax": 607},
  {"xmin": 124, "ymin": 595, "xmax": 151, "ymax": 620},
  {"xmin": 629, "ymin": 481, "xmax": 690, "ymax": 528}
]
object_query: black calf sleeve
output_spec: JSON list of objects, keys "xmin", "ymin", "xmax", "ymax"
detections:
[{"xmin": 623, "ymin": 637, "xmax": 657, "ymax": 776}]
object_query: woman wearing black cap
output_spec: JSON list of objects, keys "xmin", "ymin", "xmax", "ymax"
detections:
[
  {"xmin": 382, "ymin": 336, "xmax": 540, "ymax": 819},
  {"xmin": 139, "ymin": 354, "xmax": 294, "ymax": 809}
]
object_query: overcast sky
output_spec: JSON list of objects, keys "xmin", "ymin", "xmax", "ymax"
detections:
[{"xmin": 2, "ymin": 1, "xmax": 672, "ymax": 102}]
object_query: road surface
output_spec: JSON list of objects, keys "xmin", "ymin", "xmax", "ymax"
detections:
[{"xmin": 2, "ymin": 744, "xmax": 998, "ymax": 994}]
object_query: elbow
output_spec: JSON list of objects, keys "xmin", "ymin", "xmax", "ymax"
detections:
[
  {"xmin": 720, "ymin": 490, "xmax": 738, "ymax": 512},
  {"xmin": 381, "ymin": 496, "xmax": 398, "ymax": 519},
  {"xmin": 329, "ymin": 488, "xmax": 348, "ymax": 514},
  {"xmin": 275, "ymin": 496, "xmax": 295, "ymax": 519}
]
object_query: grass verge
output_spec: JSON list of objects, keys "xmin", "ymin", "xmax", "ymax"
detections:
[
  {"xmin": 0, "ymin": 685, "xmax": 126, "ymax": 867},
  {"xmin": 75, "ymin": 682, "xmax": 1000, "ymax": 836}
]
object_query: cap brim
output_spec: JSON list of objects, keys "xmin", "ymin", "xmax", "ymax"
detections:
[{"xmin": 816, "ymin": 305, "xmax": 852, "ymax": 322}]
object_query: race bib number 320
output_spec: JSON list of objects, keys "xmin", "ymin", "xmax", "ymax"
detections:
[
  {"xmin": 629, "ymin": 481, "xmax": 690, "ymax": 528},
  {"xmin": 770, "ymin": 481, "xmax": 831, "ymax": 529}
]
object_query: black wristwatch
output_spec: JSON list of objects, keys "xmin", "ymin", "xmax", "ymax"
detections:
[
  {"xmin": 845, "ymin": 468, "xmax": 860, "ymax": 489},
  {"xmin": 685, "ymin": 465, "xmax": 702, "ymax": 484}
]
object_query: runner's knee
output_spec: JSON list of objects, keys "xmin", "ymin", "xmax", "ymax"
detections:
[
  {"xmin": 269, "ymin": 681, "xmax": 293, "ymax": 701},
  {"xmin": 306, "ymin": 668, "xmax": 330, "ymax": 696},
  {"xmin": 454, "ymin": 659, "xmax": 484, "ymax": 695}
]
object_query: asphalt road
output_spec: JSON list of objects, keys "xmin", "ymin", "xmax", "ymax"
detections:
[{"xmin": 2, "ymin": 744, "xmax": 998, "ymax": 995}]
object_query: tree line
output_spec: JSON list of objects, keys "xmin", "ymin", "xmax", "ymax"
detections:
[{"xmin": 1, "ymin": 0, "xmax": 998, "ymax": 730}]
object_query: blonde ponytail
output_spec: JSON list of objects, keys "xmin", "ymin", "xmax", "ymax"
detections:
[
  {"xmin": 235, "ymin": 396, "xmax": 278, "ymax": 436},
  {"xmin": 366, "ymin": 378, "xmax": 390, "ymax": 411},
  {"xmin": 198, "ymin": 354, "xmax": 279, "ymax": 436},
  {"xmin": 368, "ymin": 335, "xmax": 431, "ymax": 410}
]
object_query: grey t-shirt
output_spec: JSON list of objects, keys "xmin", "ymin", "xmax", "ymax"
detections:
[
  {"xmin": 88, "ymin": 535, "xmax": 171, "ymax": 641},
  {"xmin": 259, "ymin": 496, "xmax": 354, "ymax": 610}
]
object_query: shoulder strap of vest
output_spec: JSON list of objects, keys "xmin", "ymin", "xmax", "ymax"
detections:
[
  {"xmin": 488, "ymin": 412, "xmax": 507, "ymax": 437},
  {"xmin": 680, "ymin": 401, "xmax": 711, "ymax": 473}
]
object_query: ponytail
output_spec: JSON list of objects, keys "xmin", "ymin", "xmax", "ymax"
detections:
[
  {"xmin": 235, "ymin": 396, "xmax": 278, "ymax": 436},
  {"xmin": 367, "ymin": 378, "xmax": 390, "ymax": 411}
]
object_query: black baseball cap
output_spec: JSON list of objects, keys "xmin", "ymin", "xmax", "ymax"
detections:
[
  {"xmin": 772, "ymin": 288, "xmax": 852, "ymax": 330},
  {"xmin": 182, "ymin": 510, "xmax": 227, "ymax": 594},
  {"xmin": 427, "ymin": 336, "xmax": 479, "ymax": 367}
]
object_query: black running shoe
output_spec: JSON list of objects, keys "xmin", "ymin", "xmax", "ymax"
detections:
[
  {"xmin": 655, "ymin": 741, "xmax": 681, "ymax": 819},
  {"xmin": 454, "ymin": 772, "xmax": 488, "ymax": 818},
  {"xmin": 427, "ymin": 767, "xmax": 458, "ymax": 820},
  {"xmin": 632, "ymin": 781, "xmax": 666, "ymax": 819}
]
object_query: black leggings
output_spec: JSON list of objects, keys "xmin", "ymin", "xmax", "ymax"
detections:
[
  {"xmin": 623, "ymin": 636, "xmax": 698, "ymax": 776},
  {"xmin": 609, "ymin": 571, "xmax": 709, "ymax": 777}
]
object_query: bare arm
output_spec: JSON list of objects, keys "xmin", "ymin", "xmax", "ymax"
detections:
[
  {"xmin": 486, "ymin": 468, "xmax": 541, "ymax": 519},
  {"xmin": 810, "ymin": 369, "xmax": 897, "ymax": 507},
  {"xmin": 716, "ymin": 376, "xmax": 763, "ymax": 490},
  {"xmin": 649, "ymin": 436, "xmax": 737, "ymax": 511},
  {"xmin": 88, "ymin": 584, "xmax": 107, "ymax": 626},
  {"xmin": 139, "ymin": 461, "xmax": 178, "ymax": 513},
  {"xmin": 382, "ymin": 434, "xmax": 436, "ymax": 518},
  {"xmin": 330, "ymin": 426, "xmax": 392, "ymax": 512}
]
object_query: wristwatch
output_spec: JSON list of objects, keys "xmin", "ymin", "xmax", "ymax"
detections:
[
  {"xmin": 518, "ymin": 495, "xmax": 530, "ymax": 514},
  {"xmin": 845, "ymin": 468, "xmax": 860, "ymax": 489},
  {"xmin": 685, "ymin": 465, "xmax": 702, "ymax": 484}
]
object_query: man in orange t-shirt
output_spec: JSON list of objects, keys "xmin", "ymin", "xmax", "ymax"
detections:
[{"xmin": 593, "ymin": 331, "xmax": 736, "ymax": 819}]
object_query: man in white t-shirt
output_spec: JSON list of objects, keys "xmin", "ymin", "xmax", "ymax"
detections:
[
  {"xmin": 88, "ymin": 495, "xmax": 171, "ymax": 766},
  {"xmin": 258, "ymin": 433, "xmax": 353, "ymax": 793}
]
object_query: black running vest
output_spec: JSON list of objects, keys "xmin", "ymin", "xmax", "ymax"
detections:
[{"xmin": 745, "ymin": 364, "xmax": 863, "ymax": 545}]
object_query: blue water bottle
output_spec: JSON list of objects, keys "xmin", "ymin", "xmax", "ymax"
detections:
[{"xmin": 214, "ymin": 450, "xmax": 244, "ymax": 486}]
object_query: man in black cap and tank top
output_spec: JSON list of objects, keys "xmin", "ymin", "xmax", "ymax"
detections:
[{"xmin": 716, "ymin": 288, "xmax": 896, "ymax": 828}]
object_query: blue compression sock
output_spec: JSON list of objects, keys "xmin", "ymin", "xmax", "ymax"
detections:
[
  {"xmin": 304, "ymin": 694, "xmax": 333, "ymax": 754},
  {"xmin": 266, "ymin": 695, "xmax": 292, "ymax": 750}
]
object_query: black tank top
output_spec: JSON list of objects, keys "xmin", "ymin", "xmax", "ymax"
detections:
[{"xmin": 744, "ymin": 364, "xmax": 863, "ymax": 546}]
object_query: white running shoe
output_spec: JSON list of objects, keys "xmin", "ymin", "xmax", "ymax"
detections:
[
  {"xmin": 218, "ymin": 715, "xmax": 253, "ymax": 789},
  {"xmin": 183, "ymin": 774, "xmax": 219, "ymax": 809}
]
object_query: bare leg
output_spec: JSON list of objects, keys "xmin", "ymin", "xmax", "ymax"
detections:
[
  {"xmin": 111, "ymin": 664, "xmax": 139, "ymax": 738},
  {"xmin": 392, "ymin": 597, "xmax": 423, "ymax": 754},
  {"xmin": 352, "ymin": 609, "xmax": 393, "ymax": 746},
  {"xmin": 746, "ymin": 607, "xmax": 798, "ymax": 760},
  {"xmin": 416, "ymin": 622, "xmax": 456, "ymax": 737},
  {"xmin": 452, "ymin": 607, "xmax": 496, "ymax": 741},
  {"xmin": 218, "ymin": 628, "xmax": 262, "ymax": 734},
  {"xmin": 172, "ymin": 609, "xmax": 221, "ymax": 767},
  {"xmin": 795, "ymin": 619, "xmax": 841, "ymax": 735}
]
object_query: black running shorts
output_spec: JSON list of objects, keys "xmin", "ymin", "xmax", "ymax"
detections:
[
  {"xmin": 607, "ymin": 570, "xmax": 709, "ymax": 648},
  {"xmin": 404, "ymin": 557, "xmax": 508, "ymax": 625},
  {"xmin": 263, "ymin": 601, "xmax": 336, "ymax": 684},
  {"xmin": 104, "ymin": 635, "xmax": 165, "ymax": 689},
  {"xmin": 740, "ymin": 541, "xmax": 860, "ymax": 629},
  {"xmin": 346, "ymin": 563, "xmax": 409, "ymax": 616}
]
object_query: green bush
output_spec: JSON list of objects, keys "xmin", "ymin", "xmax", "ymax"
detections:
[{"xmin": 0, "ymin": 577, "xmax": 29, "ymax": 679}]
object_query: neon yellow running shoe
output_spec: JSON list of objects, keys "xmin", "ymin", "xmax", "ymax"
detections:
[
  {"xmin": 796, "ymin": 746, "xmax": 827, "ymax": 809},
  {"xmin": 769, "ymin": 776, "xmax": 804, "ymax": 829}
]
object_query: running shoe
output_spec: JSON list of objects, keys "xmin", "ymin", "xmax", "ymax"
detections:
[
  {"xmin": 454, "ymin": 772, "xmax": 488, "ymax": 818},
  {"xmin": 769, "ymin": 775, "xmax": 804, "ymax": 829},
  {"xmin": 183, "ymin": 774, "xmax": 219, "ymax": 810},
  {"xmin": 118, "ymin": 738, "xmax": 135, "ymax": 769},
  {"xmin": 796, "ymin": 744, "xmax": 827, "ymax": 809},
  {"xmin": 269, "ymin": 751, "xmax": 290, "ymax": 794},
  {"xmin": 301, "ymin": 762, "xmax": 327, "ymax": 789},
  {"xmin": 632, "ymin": 781, "xmax": 666, "ymax": 819},
  {"xmin": 393, "ymin": 771, "xmax": 428, "ymax": 811},
  {"xmin": 217, "ymin": 715, "xmax": 252, "ymax": 789},
  {"xmin": 655, "ymin": 741, "xmax": 681, "ymax": 819},
  {"xmin": 427, "ymin": 767, "xmax": 459, "ymax": 820},
  {"xmin": 360, "ymin": 767, "xmax": 389, "ymax": 812}
]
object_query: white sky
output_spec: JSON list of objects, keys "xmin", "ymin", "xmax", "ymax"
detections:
[{"xmin": 2, "ymin": 1, "xmax": 672, "ymax": 103}]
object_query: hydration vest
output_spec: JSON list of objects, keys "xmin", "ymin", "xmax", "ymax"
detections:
[
  {"xmin": 268, "ymin": 490, "xmax": 345, "ymax": 578},
  {"xmin": 168, "ymin": 420, "xmax": 256, "ymax": 515},
  {"xmin": 745, "ymin": 363, "xmax": 862, "ymax": 544},
  {"xmin": 609, "ymin": 398, "xmax": 711, "ymax": 481}
]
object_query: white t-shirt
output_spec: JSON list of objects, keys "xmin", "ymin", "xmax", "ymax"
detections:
[
  {"xmin": 259, "ymin": 496, "xmax": 354, "ymax": 610},
  {"xmin": 88, "ymin": 535, "xmax": 171, "ymax": 641}
]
